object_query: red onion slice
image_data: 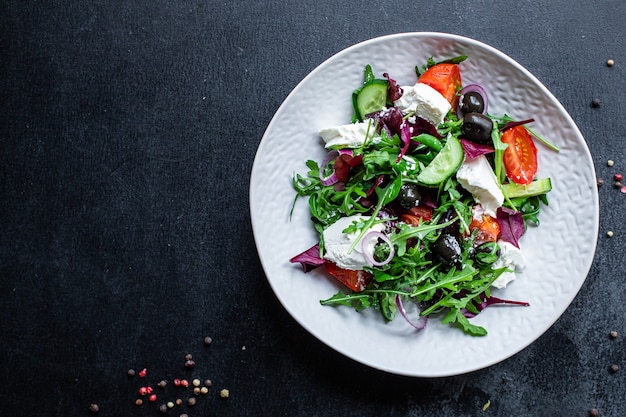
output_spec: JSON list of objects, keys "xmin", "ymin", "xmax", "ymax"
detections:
[
  {"xmin": 319, "ymin": 150, "xmax": 339, "ymax": 186},
  {"xmin": 395, "ymin": 294, "xmax": 427, "ymax": 331},
  {"xmin": 361, "ymin": 231, "xmax": 394, "ymax": 267},
  {"xmin": 456, "ymin": 83, "xmax": 489, "ymax": 119}
]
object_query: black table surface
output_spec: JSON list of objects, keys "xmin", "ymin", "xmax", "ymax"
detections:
[{"xmin": 2, "ymin": 1, "xmax": 625, "ymax": 416}]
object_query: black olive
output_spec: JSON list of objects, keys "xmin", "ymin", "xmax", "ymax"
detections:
[
  {"xmin": 396, "ymin": 183, "xmax": 421, "ymax": 209},
  {"xmin": 439, "ymin": 208, "xmax": 459, "ymax": 236},
  {"xmin": 461, "ymin": 112, "xmax": 493, "ymax": 143},
  {"xmin": 460, "ymin": 92, "xmax": 485, "ymax": 115},
  {"xmin": 433, "ymin": 233, "xmax": 462, "ymax": 267}
]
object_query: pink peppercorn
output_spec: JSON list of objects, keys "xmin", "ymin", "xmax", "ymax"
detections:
[
  {"xmin": 148, "ymin": 394, "xmax": 157, "ymax": 402},
  {"xmin": 138, "ymin": 387, "xmax": 148, "ymax": 396},
  {"xmin": 615, "ymin": 173, "xmax": 623, "ymax": 181},
  {"xmin": 173, "ymin": 378, "xmax": 181, "ymax": 387},
  {"xmin": 138, "ymin": 368, "xmax": 147, "ymax": 378}
]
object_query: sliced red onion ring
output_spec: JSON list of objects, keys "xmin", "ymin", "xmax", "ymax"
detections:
[
  {"xmin": 319, "ymin": 150, "xmax": 339, "ymax": 186},
  {"xmin": 395, "ymin": 294, "xmax": 427, "ymax": 331},
  {"xmin": 456, "ymin": 83, "xmax": 489, "ymax": 119},
  {"xmin": 361, "ymin": 231, "xmax": 394, "ymax": 267}
]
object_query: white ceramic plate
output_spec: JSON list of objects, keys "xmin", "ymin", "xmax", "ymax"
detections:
[{"xmin": 250, "ymin": 33, "xmax": 598, "ymax": 377}]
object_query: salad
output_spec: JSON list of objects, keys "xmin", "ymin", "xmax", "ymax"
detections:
[{"xmin": 290, "ymin": 56, "xmax": 558, "ymax": 336}]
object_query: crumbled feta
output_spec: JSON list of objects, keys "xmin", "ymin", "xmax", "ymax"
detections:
[
  {"xmin": 323, "ymin": 215, "xmax": 385, "ymax": 270},
  {"xmin": 492, "ymin": 240, "xmax": 526, "ymax": 289},
  {"xmin": 393, "ymin": 83, "xmax": 451, "ymax": 126},
  {"xmin": 319, "ymin": 121, "xmax": 375, "ymax": 149},
  {"xmin": 456, "ymin": 155, "xmax": 504, "ymax": 217}
]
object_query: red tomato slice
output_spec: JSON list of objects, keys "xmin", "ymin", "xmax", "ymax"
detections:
[
  {"xmin": 500, "ymin": 125, "xmax": 538, "ymax": 185},
  {"xmin": 417, "ymin": 63, "xmax": 462, "ymax": 108},
  {"xmin": 469, "ymin": 213, "xmax": 501, "ymax": 245},
  {"xmin": 324, "ymin": 262, "xmax": 372, "ymax": 292}
]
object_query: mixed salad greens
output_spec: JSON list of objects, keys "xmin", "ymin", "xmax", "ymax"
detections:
[{"xmin": 290, "ymin": 56, "xmax": 558, "ymax": 336}]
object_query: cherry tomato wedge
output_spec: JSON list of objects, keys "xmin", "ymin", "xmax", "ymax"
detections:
[
  {"xmin": 500, "ymin": 125, "xmax": 538, "ymax": 185},
  {"xmin": 469, "ymin": 213, "xmax": 501, "ymax": 245},
  {"xmin": 324, "ymin": 262, "xmax": 372, "ymax": 292},
  {"xmin": 417, "ymin": 63, "xmax": 462, "ymax": 108}
]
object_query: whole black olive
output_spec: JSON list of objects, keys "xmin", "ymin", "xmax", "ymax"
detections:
[
  {"xmin": 460, "ymin": 92, "xmax": 485, "ymax": 115},
  {"xmin": 461, "ymin": 112, "xmax": 493, "ymax": 143},
  {"xmin": 396, "ymin": 183, "xmax": 421, "ymax": 209},
  {"xmin": 432, "ymin": 233, "xmax": 462, "ymax": 267}
]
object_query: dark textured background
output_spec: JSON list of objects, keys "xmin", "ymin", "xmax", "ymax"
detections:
[{"xmin": 1, "ymin": 1, "xmax": 625, "ymax": 416}]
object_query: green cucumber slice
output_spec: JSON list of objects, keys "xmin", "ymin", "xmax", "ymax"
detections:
[
  {"xmin": 416, "ymin": 134, "xmax": 464, "ymax": 185},
  {"xmin": 356, "ymin": 80, "xmax": 388, "ymax": 119},
  {"xmin": 502, "ymin": 177, "xmax": 552, "ymax": 198}
]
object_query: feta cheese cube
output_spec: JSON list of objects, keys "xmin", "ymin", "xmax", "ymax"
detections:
[
  {"xmin": 492, "ymin": 240, "xmax": 527, "ymax": 289},
  {"xmin": 319, "ymin": 121, "xmax": 375, "ymax": 149},
  {"xmin": 456, "ymin": 155, "xmax": 504, "ymax": 217},
  {"xmin": 393, "ymin": 83, "xmax": 451, "ymax": 126},
  {"xmin": 323, "ymin": 215, "xmax": 385, "ymax": 270}
]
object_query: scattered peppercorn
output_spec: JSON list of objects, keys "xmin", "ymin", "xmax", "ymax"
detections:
[
  {"xmin": 149, "ymin": 394, "xmax": 157, "ymax": 402},
  {"xmin": 597, "ymin": 178, "xmax": 604, "ymax": 187},
  {"xmin": 610, "ymin": 330, "xmax": 618, "ymax": 339},
  {"xmin": 204, "ymin": 336, "xmax": 213, "ymax": 346},
  {"xmin": 157, "ymin": 380, "xmax": 167, "ymax": 388},
  {"xmin": 138, "ymin": 368, "xmax": 147, "ymax": 378},
  {"xmin": 620, "ymin": 186, "xmax": 626, "ymax": 194},
  {"xmin": 607, "ymin": 159, "xmax": 615, "ymax": 167},
  {"xmin": 127, "ymin": 369, "xmax": 136, "ymax": 377},
  {"xmin": 184, "ymin": 359, "xmax": 196, "ymax": 369},
  {"xmin": 609, "ymin": 364, "xmax": 619, "ymax": 373},
  {"xmin": 204, "ymin": 379, "xmax": 212, "ymax": 387},
  {"xmin": 159, "ymin": 404, "xmax": 168, "ymax": 413},
  {"xmin": 185, "ymin": 353, "xmax": 193, "ymax": 361},
  {"xmin": 607, "ymin": 231, "xmax": 614, "ymax": 237},
  {"xmin": 176, "ymin": 398, "xmax": 183, "ymax": 405},
  {"xmin": 589, "ymin": 408, "xmax": 599, "ymax": 417},
  {"xmin": 167, "ymin": 401, "xmax": 174, "ymax": 409},
  {"xmin": 88, "ymin": 403, "xmax": 99, "ymax": 414},
  {"xmin": 193, "ymin": 387, "xmax": 201, "ymax": 395},
  {"xmin": 614, "ymin": 173, "xmax": 623, "ymax": 181},
  {"xmin": 192, "ymin": 378, "xmax": 201, "ymax": 387},
  {"xmin": 220, "ymin": 389, "xmax": 230, "ymax": 398},
  {"xmin": 187, "ymin": 397, "xmax": 197, "ymax": 406},
  {"xmin": 135, "ymin": 399, "xmax": 143, "ymax": 406},
  {"xmin": 200, "ymin": 387, "xmax": 209, "ymax": 395},
  {"xmin": 614, "ymin": 181, "xmax": 622, "ymax": 188},
  {"xmin": 591, "ymin": 98, "xmax": 601, "ymax": 108},
  {"xmin": 138, "ymin": 387, "xmax": 148, "ymax": 396},
  {"xmin": 607, "ymin": 59, "xmax": 614, "ymax": 66},
  {"xmin": 180, "ymin": 414, "xmax": 189, "ymax": 417},
  {"xmin": 181, "ymin": 379, "xmax": 189, "ymax": 387}
]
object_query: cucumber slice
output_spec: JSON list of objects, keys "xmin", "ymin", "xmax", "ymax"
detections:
[
  {"xmin": 356, "ymin": 80, "xmax": 388, "ymax": 119},
  {"xmin": 416, "ymin": 134, "xmax": 464, "ymax": 185},
  {"xmin": 502, "ymin": 177, "xmax": 552, "ymax": 198}
]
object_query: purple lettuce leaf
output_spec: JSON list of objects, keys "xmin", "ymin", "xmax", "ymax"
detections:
[
  {"xmin": 289, "ymin": 243, "xmax": 325, "ymax": 272},
  {"xmin": 383, "ymin": 72, "xmax": 403, "ymax": 102},
  {"xmin": 463, "ymin": 294, "xmax": 530, "ymax": 318},
  {"xmin": 460, "ymin": 139, "xmax": 494, "ymax": 160},
  {"xmin": 496, "ymin": 206, "xmax": 525, "ymax": 248}
]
